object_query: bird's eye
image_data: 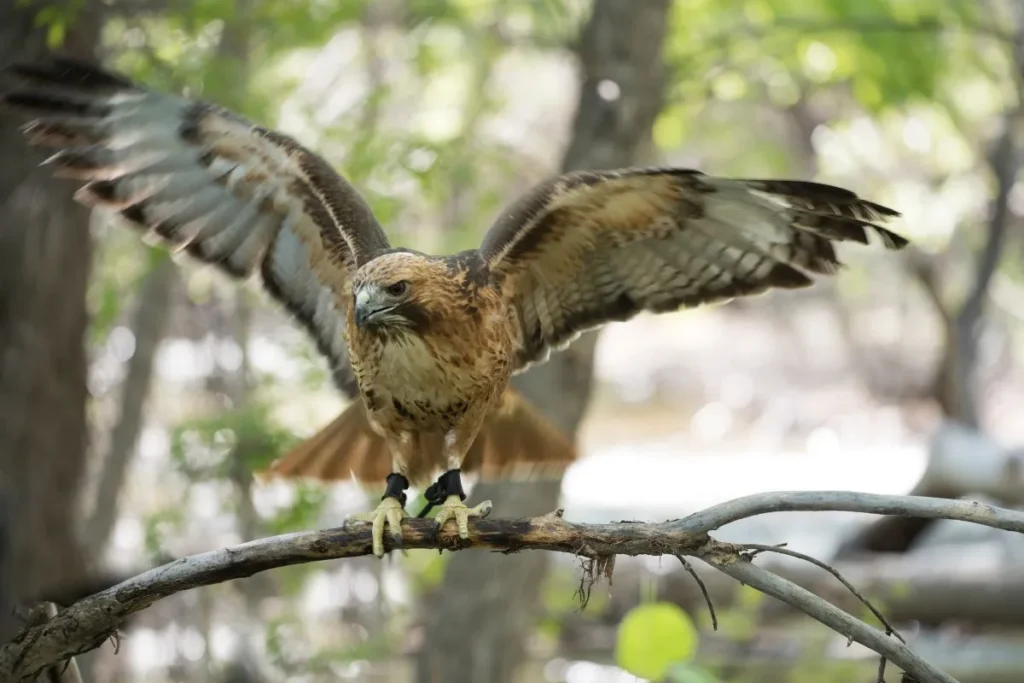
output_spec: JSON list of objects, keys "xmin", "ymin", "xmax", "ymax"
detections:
[{"xmin": 386, "ymin": 280, "xmax": 409, "ymax": 297}]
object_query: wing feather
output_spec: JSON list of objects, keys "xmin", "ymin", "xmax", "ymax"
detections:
[
  {"xmin": 2, "ymin": 57, "xmax": 389, "ymax": 397},
  {"xmin": 479, "ymin": 168, "xmax": 906, "ymax": 372}
]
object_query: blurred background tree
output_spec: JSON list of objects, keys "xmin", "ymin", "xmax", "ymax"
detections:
[
  {"xmin": 2, "ymin": 0, "xmax": 1023, "ymax": 681},
  {"xmin": 0, "ymin": 0, "xmax": 102, "ymax": 643}
]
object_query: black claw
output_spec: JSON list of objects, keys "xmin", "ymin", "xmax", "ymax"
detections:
[{"xmin": 382, "ymin": 472, "xmax": 409, "ymax": 507}]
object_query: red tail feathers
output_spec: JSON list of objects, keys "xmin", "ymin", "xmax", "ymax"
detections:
[{"xmin": 262, "ymin": 389, "xmax": 575, "ymax": 486}]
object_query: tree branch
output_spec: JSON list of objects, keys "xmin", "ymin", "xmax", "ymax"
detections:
[
  {"xmin": 670, "ymin": 490, "xmax": 1024, "ymax": 535},
  {"xmin": 4, "ymin": 492, "xmax": 1024, "ymax": 682},
  {"xmin": 710, "ymin": 559, "xmax": 957, "ymax": 683},
  {"xmin": 739, "ymin": 543, "xmax": 904, "ymax": 643}
]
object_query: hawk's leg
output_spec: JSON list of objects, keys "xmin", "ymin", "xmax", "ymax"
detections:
[
  {"xmin": 420, "ymin": 468, "xmax": 492, "ymax": 539},
  {"xmin": 348, "ymin": 471, "xmax": 410, "ymax": 557},
  {"xmin": 419, "ymin": 416, "xmax": 493, "ymax": 538}
]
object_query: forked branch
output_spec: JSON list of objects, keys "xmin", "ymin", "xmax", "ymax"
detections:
[{"xmin": 2, "ymin": 491, "xmax": 1022, "ymax": 683}]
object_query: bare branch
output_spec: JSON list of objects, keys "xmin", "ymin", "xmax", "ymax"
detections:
[
  {"xmin": 741, "ymin": 542, "xmax": 902, "ymax": 681},
  {"xmin": 672, "ymin": 490, "xmax": 1024, "ymax": 534},
  {"xmin": 740, "ymin": 543, "xmax": 903, "ymax": 642},
  {"xmin": 710, "ymin": 557, "xmax": 958, "ymax": 683},
  {"xmin": 675, "ymin": 555, "xmax": 718, "ymax": 631},
  {"xmin": 5, "ymin": 491, "xmax": 1023, "ymax": 682}
]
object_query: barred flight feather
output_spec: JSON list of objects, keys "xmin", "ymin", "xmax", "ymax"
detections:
[
  {"xmin": 2, "ymin": 57, "xmax": 392, "ymax": 397},
  {"xmin": 479, "ymin": 168, "xmax": 905, "ymax": 371}
]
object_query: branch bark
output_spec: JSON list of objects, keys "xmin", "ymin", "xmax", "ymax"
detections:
[{"xmin": 3, "ymin": 491, "xmax": 1024, "ymax": 682}]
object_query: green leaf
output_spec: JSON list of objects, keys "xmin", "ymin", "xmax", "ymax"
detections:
[{"xmin": 615, "ymin": 602, "xmax": 699, "ymax": 680}]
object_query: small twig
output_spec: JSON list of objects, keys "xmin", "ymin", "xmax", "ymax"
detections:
[
  {"xmin": 740, "ymin": 543, "xmax": 904, "ymax": 643},
  {"xmin": 675, "ymin": 555, "xmax": 717, "ymax": 631},
  {"xmin": 878, "ymin": 654, "xmax": 889, "ymax": 683},
  {"xmin": 574, "ymin": 557, "xmax": 596, "ymax": 609},
  {"xmin": 710, "ymin": 558, "xmax": 957, "ymax": 683},
  {"xmin": 574, "ymin": 554, "xmax": 617, "ymax": 609}
]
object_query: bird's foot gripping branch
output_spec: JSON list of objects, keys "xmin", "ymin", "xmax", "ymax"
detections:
[
  {"xmin": 3, "ymin": 491, "xmax": 1023, "ymax": 683},
  {"xmin": 415, "ymin": 468, "xmax": 494, "ymax": 543},
  {"xmin": 346, "ymin": 472, "xmax": 411, "ymax": 557},
  {"xmin": 345, "ymin": 469, "xmax": 494, "ymax": 557}
]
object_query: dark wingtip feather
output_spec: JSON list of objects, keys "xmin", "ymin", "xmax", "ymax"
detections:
[
  {"xmin": 4, "ymin": 57, "xmax": 135, "ymax": 92},
  {"xmin": 1, "ymin": 90, "xmax": 109, "ymax": 117},
  {"xmin": 75, "ymin": 180, "xmax": 119, "ymax": 207},
  {"xmin": 813, "ymin": 218, "xmax": 870, "ymax": 245},
  {"xmin": 747, "ymin": 177, "xmax": 902, "ymax": 223},
  {"xmin": 42, "ymin": 145, "xmax": 110, "ymax": 177},
  {"xmin": 119, "ymin": 203, "xmax": 148, "ymax": 227},
  {"xmin": 766, "ymin": 262, "xmax": 815, "ymax": 289},
  {"xmin": 874, "ymin": 226, "xmax": 909, "ymax": 250},
  {"xmin": 861, "ymin": 199, "xmax": 901, "ymax": 219},
  {"xmin": 20, "ymin": 118, "xmax": 106, "ymax": 147},
  {"xmin": 749, "ymin": 179, "xmax": 860, "ymax": 202}
]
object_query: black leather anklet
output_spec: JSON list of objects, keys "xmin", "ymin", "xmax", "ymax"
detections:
[
  {"xmin": 416, "ymin": 468, "xmax": 465, "ymax": 518},
  {"xmin": 382, "ymin": 472, "xmax": 409, "ymax": 507}
]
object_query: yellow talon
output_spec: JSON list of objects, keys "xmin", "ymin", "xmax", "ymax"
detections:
[
  {"xmin": 433, "ymin": 494, "xmax": 493, "ymax": 539},
  {"xmin": 347, "ymin": 496, "xmax": 408, "ymax": 557}
]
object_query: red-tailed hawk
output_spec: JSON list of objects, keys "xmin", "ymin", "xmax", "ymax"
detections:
[{"xmin": 3, "ymin": 58, "xmax": 907, "ymax": 556}]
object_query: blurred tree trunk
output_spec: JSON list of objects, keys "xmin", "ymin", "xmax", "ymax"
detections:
[
  {"xmin": 0, "ymin": 1, "xmax": 103, "ymax": 642},
  {"xmin": 415, "ymin": 3, "xmax": 671, "ymax": 682},
  {"xmin": 921, "ymin": 102, "xmax": 1017, "ymax": 430},
  {"xmin": 84, "ymin": 257, "xmax": 176, "ymax": 553}
]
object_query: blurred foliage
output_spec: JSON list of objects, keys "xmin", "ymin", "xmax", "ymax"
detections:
[
  {"xmin": 615, "ymin": 601, "xmax": 700, "ymax": 679},
  {"xmin": 684, "ymin": 581, "xmax": 876, "ymax": 683},
  {"xmin": 658, "ymin": 0, "xmax": 1012, "ymax": 186},
  {"xmin": 403, "ymin": 549, "xmax": 451, "ymax": 593},
  {"xmin": 143, "ymin": 507, "xmax": 186, "ymax": 559},
  {"xmin": 666, "ymin": 0, "xmax": 991, "ymax": 109},
  {"xmin": 714, "ymin": 583, "xmax": 767, "ymax": 640},
  {"xmin": 538, "ymin": 563, "xmax": 610, "ymax": 642},
  {"xmin": 19, "ymin": 0, "xmax": 1023, "ymax": 679},
  {"xmin": 170, "ymin": 402, "xmax": 300, "ymax": 479}
]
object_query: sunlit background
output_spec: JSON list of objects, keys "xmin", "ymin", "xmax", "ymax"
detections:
[{"xmin": 3, "ymin": 0, "xmax": 1024, "ymax": 681}]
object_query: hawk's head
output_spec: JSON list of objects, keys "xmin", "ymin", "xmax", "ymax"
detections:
[{"xmin": 351, "ymin": 251, "xmax": 453, "ymax": 334}]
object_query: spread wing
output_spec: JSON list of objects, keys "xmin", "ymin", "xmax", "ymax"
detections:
[
  {"xmin": 1, "ymin": 57, "xmax": 391, "ymax": 397},
  {"xmin": 479, "ymin": 168, "xmax": 907, "ymax": 372}
]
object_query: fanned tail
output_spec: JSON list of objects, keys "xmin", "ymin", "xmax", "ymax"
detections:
[
  {"xmin": 262, "ymin": 400, "xmax": 391, "ymax": 484},
  {"xmin": 463, "ymin": 388, "xmax": 577, "ymax": 481},
  {"xmin": 261, "ymin": 389, "xmax": 575, "ymax": 486}
]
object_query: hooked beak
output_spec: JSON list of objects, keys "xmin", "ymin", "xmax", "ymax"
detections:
[{"xmin": 354, "ymin": 288, "xmax": 395, "ymax": 329}]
